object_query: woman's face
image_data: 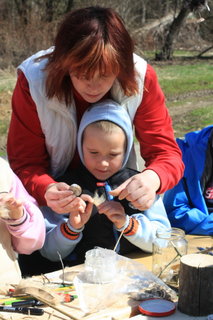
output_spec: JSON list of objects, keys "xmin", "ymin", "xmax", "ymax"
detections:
[{"xmin": 70, "ymin": 71, "xmax": 117, "ymax": 103}]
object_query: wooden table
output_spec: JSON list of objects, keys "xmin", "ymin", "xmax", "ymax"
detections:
[
  {"xmin": 126, "ymin": 235, "xmax": 213, "ymax": 320},
  {"xmin": 126, "ymin": 235, "xmax": 213, "ymax": 271},
  {"xmin": 0, "ymin": 235, "xmax": 212, "ymax": 320}
]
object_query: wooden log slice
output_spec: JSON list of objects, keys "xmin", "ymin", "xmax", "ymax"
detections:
[{"xmin": 178, "ymin": 253, "xmax": 213, "ymax": 316}]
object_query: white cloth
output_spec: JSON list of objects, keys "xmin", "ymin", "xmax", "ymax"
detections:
[
  {"xmin": 0, "ymin": 220, "xmax": 21, "ymax": 284},
  {"xmin": 0, "ymin": 157, "xmax": 12, "ymax": 192},
  {"xmin": 0, "ymin": 158, "xmax": 21, "ymax": 283}
]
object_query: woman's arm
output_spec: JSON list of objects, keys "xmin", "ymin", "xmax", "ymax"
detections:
[
  {"xmin": 110, "ymin": 65, "xmax": 184, "ymax": 211},
  {"xmin": 134, "ymin": 64, "xmax": 184, "ymax": 194},
  {"xmin": 7, "ymin": 72, "xmax": 55, "ymax": 205}
]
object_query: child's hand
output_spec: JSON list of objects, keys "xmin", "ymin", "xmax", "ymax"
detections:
[
  {"xmin": 98, "ymin": 201, "xmax": 126, "ymax": 229},
  {"xmin": 68, "ymin": 194, "xmax": 94, "ymax": 229},
  {"xmin": 0, "ymin": 193, "xmax": 24, "ymax": 220}
]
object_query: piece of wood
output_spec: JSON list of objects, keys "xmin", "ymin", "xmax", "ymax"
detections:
[{"xmin": 178, "ymin": 253, "xmax": 213, "ymax": 316}]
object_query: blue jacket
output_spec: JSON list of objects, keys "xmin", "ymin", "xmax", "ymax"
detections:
[
  {"xmin": 163, "ymin": 126, "xmax": 213, "ymax": 235},
  {"xmin": 41, "ymin": 165, "xmax": 170, "ymax": 262}
]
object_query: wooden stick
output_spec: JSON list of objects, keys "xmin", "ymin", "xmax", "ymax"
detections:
[{"xmin": 26, "ymin": 294, "xmax": 80, "ymax": 320}]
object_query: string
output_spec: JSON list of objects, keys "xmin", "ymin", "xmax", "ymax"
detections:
[
  {"xmin": 113, "ymin": 229, "xmax": 124, "ymax": 252},
  {"xmin": 57, "ymin": 251, "xmax": 65, "ymax": 286}
]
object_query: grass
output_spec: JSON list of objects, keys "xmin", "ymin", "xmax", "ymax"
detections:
[
  {"xmin": 190, "ymin": 105, "xmax": 213, "ymax": 126},
  {"xmin": 154, "ymin": 62, "xmax": 213, "ymax": 98},
  {"xmin": 152, "ymin": 55, "xmax": 213, "ymax": 137},
  {"xmin": 171, "ymin": 103, "xmax": 213, "ymax": 137},
  {"xmin": 0, "ymin": 68, "xmax": 16, "ymax": 92}
]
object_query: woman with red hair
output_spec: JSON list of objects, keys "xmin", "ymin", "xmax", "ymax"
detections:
[{"xmin": 7, "ymin": 6, "xmax": 183, "ymax": 218}]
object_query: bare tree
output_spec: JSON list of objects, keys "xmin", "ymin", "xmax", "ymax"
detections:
[
  {"xmin": 155, "ymin": 0, "xmax": 211, "ymax": 60},
  {"xmin": 44, "ymin": 0, "xmax": 74, "ymax": 22}
]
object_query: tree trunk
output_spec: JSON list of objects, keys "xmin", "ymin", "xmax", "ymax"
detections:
[
  {"xmin": 155, "ymin": 6, "xmax": 190, "ymax": 60},
  {"xmin": 178, "ymin": 253, "xmax": 213, "ymax": 316},
  {"xmin": 65, "ymin": 0, "xmax": 74, "ymax": 13},
  {"xmin": 14, "ymin": 0, "xmax": 29, "ymax": 25},
  {"xmin": 45, "ymin": 0, "xmax": 54, "ymax": 22}
]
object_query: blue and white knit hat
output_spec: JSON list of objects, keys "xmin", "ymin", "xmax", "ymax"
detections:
[{"xmin": 77, "ymin": 99, "xmax": 133, "ymax": 169}]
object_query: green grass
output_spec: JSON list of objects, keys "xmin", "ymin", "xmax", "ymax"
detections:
[
  {"xmin": 154, "ymin": 63, "xmax": 213, "ymax": 98},
  {"xmin": 190, "ymin": 105, "xmax": 213, "ymax": 127},
  {"xmin": 0, "ymin": 119, "xmax": 10, "ymax": 134},
  {"xmin": 143, "ymin": 51, "xmax": 213, "ymax": 137},
  {"xmin": 172, "ymin": 104, "xmax": 213, "ymax": 137},
  {"xmin": 0, "ymin": 68, "xmax": 16, "ymax": 92},
  {"xmin": 166, "ymin": 94, "xmax": 213, "ymax": 107}
]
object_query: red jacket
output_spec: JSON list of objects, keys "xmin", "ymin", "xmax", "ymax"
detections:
[{"xmin": 7, "ymin": 64, "xmax": 184, "ymax": 205}]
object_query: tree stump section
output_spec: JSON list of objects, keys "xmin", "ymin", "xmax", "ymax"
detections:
[{"xmin": 178, "ymin": 253, "xmax": 213, "ymax": 316}]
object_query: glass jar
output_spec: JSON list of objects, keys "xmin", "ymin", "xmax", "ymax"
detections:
[
  {"xmin": 84, "ymin": 247, "xmax": 117, "ymax": 283},
  {"xmin": 152, "ymin": 228, "xmax": 188, "ymax": 288}
]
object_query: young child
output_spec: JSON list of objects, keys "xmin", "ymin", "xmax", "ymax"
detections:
[
  {"xmin": 163, "ymin": 125, "xmax": 213, "ymax": 235},
  {"xmin": 0, "ymin": 157, "xmax": 45, "ymax": 255},
  {"xmin": 39, "ymin": 99, "xmax": 171, "ymax": 266}
]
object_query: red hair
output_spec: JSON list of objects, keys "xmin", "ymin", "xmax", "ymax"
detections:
[{"xmin": 43, "ymin": 6, "xmax": 138, "ymax": 105}]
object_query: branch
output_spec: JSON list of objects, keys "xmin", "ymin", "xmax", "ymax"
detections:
[{"xmin": 197, "ymin": 45, "xmax": 213, "ymax": 57}]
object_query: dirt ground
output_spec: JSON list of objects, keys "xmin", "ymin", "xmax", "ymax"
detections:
[
  {"xmin": 167, "ymin": 89, "xmax": 213, "ymax": 137},
  {"xmin": 0, "ymin": 91, "xmax": 13, "ymax": 154}
]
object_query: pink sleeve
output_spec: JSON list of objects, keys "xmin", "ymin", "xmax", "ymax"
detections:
[{"xmin": 5, "ymin": 171, "xmax": 45, "ymax": 254}]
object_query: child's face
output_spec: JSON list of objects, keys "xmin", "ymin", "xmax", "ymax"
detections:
[{"xmin": 82, "ymin": 125, "xmax": 126, "ymax": 180}]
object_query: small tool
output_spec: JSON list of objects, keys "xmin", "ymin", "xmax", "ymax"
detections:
[
  {"xmin": 11, "ymin": 299, "xmax": 44, "ymax": 307},
  {"xmin": 96, "ymin": 182, "xmax": 114, "ymax": 201},
  {"xmin": 0, "ymin": 296, "xmax": 31, "ymax": 305},
  {"xmin": 197, "ymin": 246, "xmax": 213, "ymax": 255},
  {"xmin": 0, "ymin": 306, "xmax": 44, "ymax": 316}
]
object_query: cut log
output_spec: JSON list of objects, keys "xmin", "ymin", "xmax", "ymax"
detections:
[{"xmin": 178, "ymin": 253, "xmax": 213, "ymax": 316}]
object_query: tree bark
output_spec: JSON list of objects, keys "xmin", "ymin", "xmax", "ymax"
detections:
[
  {"xmin": 155, "ymin": 6, "xmax": 190, "ymax": 60},
  {"xmin": 178, "ymin": 253, "xmax": 213, "ymax": 316}
]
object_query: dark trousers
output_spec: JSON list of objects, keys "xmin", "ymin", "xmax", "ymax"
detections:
[{"xmin": 18, "ymin": 251, "xmax": 79, "ymax": 277}]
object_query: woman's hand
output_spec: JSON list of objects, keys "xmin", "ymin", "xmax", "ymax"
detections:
[
  {"xmin": 109, "ymin": 170, "xmax": 161, "ymax": 211},
  {"xmin": 98, "ymin": 200, "xmax": 126, "ymax": 229},
  {"xmin": 68, "ymin": 194, "xmax": 94, "ymax": 229},
  {"xmin": 44, "ymin": 182, "xmax": 78, "ymax": 214}
]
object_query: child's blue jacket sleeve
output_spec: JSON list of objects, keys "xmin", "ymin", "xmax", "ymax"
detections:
[
  {"xmin": 39, "ymin": 206, "xmax": 82, "ymax": 261},
  {"xmin": 117, "ymin": 195, "xmax": 171, "ymax": 252},
  {"xmin": 164, "ymin": 179, "xmax": 213, "ymax": 235}
]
